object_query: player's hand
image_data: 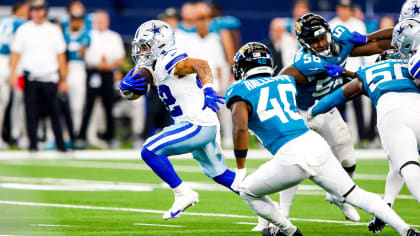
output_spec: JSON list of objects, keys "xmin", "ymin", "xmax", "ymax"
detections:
[
  {"xmin": 324, "ymin": 64, "xmax": 344, "ymax": 77},
  {"xmin": 119, "ymin": 68, "xmax": 147, "ymax": 93},
  {"xmin": 231, "ymin": 168, "xmax": 246, "ymax": 192},
  {"xmin": 202, "ymin": 84, "xmax": 225, "ymax": 112},
  {"xmin": 349, "ymin": 31, "xmax": 368, "ymax": 44}
]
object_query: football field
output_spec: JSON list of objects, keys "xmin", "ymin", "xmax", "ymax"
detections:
[{"xmin": 0, "ymin": 151, "xmax": 419, "ymax": 235}]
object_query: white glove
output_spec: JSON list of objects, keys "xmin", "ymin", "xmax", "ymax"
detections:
[{"xmin": 231, "ymin": 168, "xmax": 246, "ymax": 192}]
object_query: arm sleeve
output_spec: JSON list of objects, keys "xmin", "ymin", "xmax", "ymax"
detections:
[{"xmin": 311, "ymin": 87, "xmax": 348, "ymax": 116}]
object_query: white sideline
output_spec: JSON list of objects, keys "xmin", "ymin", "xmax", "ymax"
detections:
[
  {"xmin": 1, "ymin": 200, "xmax": 419, "ymax": 228},
  {"xmin": 0, "ymin": 149, "xmax": 387, "ymax": 160}
]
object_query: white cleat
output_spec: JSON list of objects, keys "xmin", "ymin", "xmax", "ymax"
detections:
[
  {"xmin": 162, "ymin": 186, "xmax": 199, "ymax": 220},
  {"xmin": 325, "ymin": 193, "xmax": 360, "ymax": 222},
  {"xmin": 252, "ymin": 216, "xmax": 270, "ymax": 231}
]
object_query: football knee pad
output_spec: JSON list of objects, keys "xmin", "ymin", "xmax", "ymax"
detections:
[{"xmin": 399, "ymin": 161, "xmax": 420, "ymax": 174}]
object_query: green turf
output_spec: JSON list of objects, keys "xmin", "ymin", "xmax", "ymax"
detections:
[{"xmin": 0, "ymin": 158, "xmax": 418, "ymax": 235}]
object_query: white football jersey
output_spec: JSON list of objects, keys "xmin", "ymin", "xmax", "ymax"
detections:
[{"xmin": 151, "ymin": 47, "xmax": 219, "ymax": 126}]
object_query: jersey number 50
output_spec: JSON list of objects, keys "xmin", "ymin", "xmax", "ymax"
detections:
[{"xmin": 257, "ymin": 84, "xmax": 301, "ymax": 123}]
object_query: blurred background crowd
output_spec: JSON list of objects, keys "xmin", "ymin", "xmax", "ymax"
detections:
[{"xmin": 0, "ymin": 0, "xmax": 401, "ymax": 151}]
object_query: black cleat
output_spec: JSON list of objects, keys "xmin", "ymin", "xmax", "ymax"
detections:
[
  {"xmin": 367, "ymin": 216, "xmax": 386, "ymax": 233},
  {"xmin": 261, "ymin": 227, "xmax": 303, "ymax": 236},
  {"xmin": 407, "ymin": 228, "xmax": 420, "ymax": 236}
]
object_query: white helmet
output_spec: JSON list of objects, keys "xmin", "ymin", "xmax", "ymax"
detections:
[
  {"xmin": 132, "ymin": 20, "xmax": 175, "ymax": 66},
  {"xmin": 392, "ymin": 18, "xmax": 420, "ymax": 58},
  {"xmin": 400, "ymin": 0, "xmax": 420, "ymax": 21}
]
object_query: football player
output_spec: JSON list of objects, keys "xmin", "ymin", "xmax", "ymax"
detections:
[
  {"xmin": 269, "ymin": 13, "xmax": 394, "ymax": 225},
  {"xmin": 226, "ymin": 41, "xmax": 420, "ymax": 236},
  {"xmin": 119, "ymin": 20, "xmax": 237, "ymax": 220},
  {"xmin": 307, "ymin": 18, "xmax": 420, "ymax": 234}
]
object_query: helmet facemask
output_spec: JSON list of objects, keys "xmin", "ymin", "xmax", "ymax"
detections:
[{"xmin": 132, "ymin": 40, "xmax": 155, "ymax": 66}]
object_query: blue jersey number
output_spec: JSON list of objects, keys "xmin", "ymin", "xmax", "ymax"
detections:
[
  {"xmin": 158, "ymin": 85, "xmax": 183, "ymax": 117},
  {"xmin": 257, "ymin": 84, "xmax": 301, "ymax": 123}
]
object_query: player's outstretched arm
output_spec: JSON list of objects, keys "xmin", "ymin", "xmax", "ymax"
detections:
[
  {"xmin": 230, "ymin": 100, "xmax": 251, "ymax": 191},
  {"xmin": 279, "ymin": 66, "xmax": 308, "ymax": 84},
  {"xmin": 367, "ymin": 27, "xmax": 393, "ymax": 42},
  {"xmin": 311, "ymin": 78, "xmax": 364, "ymax": 117},
  {"xmin": 350, "ymin": 39, "xmax": 392, "ymax": 56}
]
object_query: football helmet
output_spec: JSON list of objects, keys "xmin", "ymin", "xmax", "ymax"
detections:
[
  {"xmin": 392, "ymin": 18, "xmax": 420, "ymax": 58},
  {"xmin": 295, "ymin": 13, "xmax": 334, "ymax": 56},
  {"xmin": 232, "ymin": 42, "xmax": 274, "ymax": 80},
  {"xmin": 132, "ymin": 20, "xmax": 175, "ymax": 66},
  {"xmin": 400, "ymin": 0, "xmax": 420, "ymax": 21},
  {"xmin": 375, "ymin": 49, "xmax": 401, "ymax": 62}
]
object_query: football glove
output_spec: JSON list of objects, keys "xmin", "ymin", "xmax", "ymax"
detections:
[
  {"xmin": 202, "ymin": 84, "xmax": 225, "ymax": 112},
  {"xmin": 324, "ymin": 64, "xmax": 344, "ymax": 77},
  {"xmin": 119, "ymin": 68, "xmax": 147, "ymax": 93},
  {"xmin": 231, "ymin": 168, "xmax": 246, "ymax": 192},
  {"xmin": 349, "ymin": 31, "xmax": 368, "ymax": 44}
]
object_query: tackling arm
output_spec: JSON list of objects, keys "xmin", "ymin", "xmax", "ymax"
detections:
[
  {"xmin": 279, "ymin": 66, "xmax": 309, "ymax": 84},
  {"xmin": 311, "ymin": 78, "xmax": 364, "ymax": 116},
  {"xmin": 367, "ymin": 27, "xmax": 393, "ymax": 42},
  {"xmin": 350, "ymin": 39, "xmax": 393, "ymax": 56}
]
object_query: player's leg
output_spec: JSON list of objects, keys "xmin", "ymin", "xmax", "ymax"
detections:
[
  {"xmin": 141, "ymin": 121, "xmax": 210, "ymax": 220},
  {"xmin": 191, "ymin": 125, "xmax": 236, "ymax": 191},
  {"xmin": 378, "ymin": 112, "xmax": 420, "ymax": 203},
  {"xmin": 310, "ymin": 150, "xmax": 412, "ymax": 236},
  {"xmin": 240, "ymin": 158, "xmax": 306, "ymax": 235},
  {"xmin": 314, "ymin": 108, "xmax": 359, "ymax": 221}
]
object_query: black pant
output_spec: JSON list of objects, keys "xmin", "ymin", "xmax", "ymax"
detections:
[
  {"xmin": 78, "ymin": 69, "xmax": 115, "ymax": 141},
  {"xmin": 23, "ymin": 78, "xmax": 65, "ymax": 151}
]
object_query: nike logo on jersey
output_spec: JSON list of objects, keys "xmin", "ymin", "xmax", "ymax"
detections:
[{"xmin": 170, "ymin": 210, "xmax": 181, "ymax": 218}]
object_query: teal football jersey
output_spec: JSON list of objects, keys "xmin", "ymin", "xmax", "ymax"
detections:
[
  {"xmin": 291, "ymin": 25, "xmax": 356, "ymax": 110},
  {"xmin": 63, "ymin": 28, "xmax": 91, "ymax": 61},
  {"xmin": 225, "ymin": 75, "xmax": 309, "ymax": 155},
  {"xmin": 0, "ymin": 16, "xmax": 25, "ymax": 55},
  {"xmin": 357, "ymin": 59, "xmax": 420, "ymax": 107}
]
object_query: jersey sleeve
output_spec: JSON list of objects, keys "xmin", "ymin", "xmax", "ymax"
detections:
[
  {"xmin": 291, "ymin": 49, "xmax": 327, "ymax": 77},
  {"xmin": 160, "ymin": 48, "xmax": 189, "ymax": 75},
  {"xmin": 331, "ymin": 25, "xmax": 354, "ymax": 42},
  {"xmin": 225, "ymin": 82, "xmax": 252, "ymax": 109}
]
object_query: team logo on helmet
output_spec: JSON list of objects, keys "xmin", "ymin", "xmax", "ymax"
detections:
[{"xmin": 295, "ymin": 22, "xmax": 301, "ymax": 33}]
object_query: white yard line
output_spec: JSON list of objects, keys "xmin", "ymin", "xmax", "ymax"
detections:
[
  {"xmin": 0, "ymin": 149, "xmax": 387, "ymax": 160},
  {"xmin": 133, "ymin": 223, "xmax": 184, "ymax": 228},
  {"xmin": 1, "ymin": 200, "xmax": 419, "ymax": 228}
]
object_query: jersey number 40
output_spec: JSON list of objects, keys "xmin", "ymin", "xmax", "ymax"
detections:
[{"xmin": 257, "ymin": 84, "xmax": 302, "ymax": 123}]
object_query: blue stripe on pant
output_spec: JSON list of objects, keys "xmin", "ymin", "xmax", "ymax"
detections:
[{"xmin": 143, "ymin": 121, "xmax": 227, "ymax": 178}]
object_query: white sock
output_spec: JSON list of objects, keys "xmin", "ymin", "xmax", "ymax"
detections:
[
  {"xmin": 401, "ymin": 164, "xmax": 420, "ymax": 203},
  {"xmin": 384, "ymin": 169, "xmax": 404, "ymax": 206},
  {"xmin": 279, "ymin": 185, "xmax": 298, "ymax": 218},
  {"xmin": 346, "ymin": 187, "xmax": 409, "ymax": 236},
  {"xmin": 241, "ymin": 192, "xmax": 297, "ymax": 234}
]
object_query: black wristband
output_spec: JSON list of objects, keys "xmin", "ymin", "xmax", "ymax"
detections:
[{"xmin": 234, "ymin": 149, "xmax": 248, "ymax": 158}]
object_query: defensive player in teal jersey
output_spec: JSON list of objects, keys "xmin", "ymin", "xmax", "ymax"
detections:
[
  {"xmin": 0, "ymin": 2, "xmax": 28, "ymax": 149},
  {"xmin": 310, "ymin": 18, "xmax": 420, "ymax": 234},
  {"xmin": 270, "ymin": 13, "xmax": 394, "ymax": 225},
  {"xmin": 226, "ymin": 42, "xmax": 420, "ymax": 236}
]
